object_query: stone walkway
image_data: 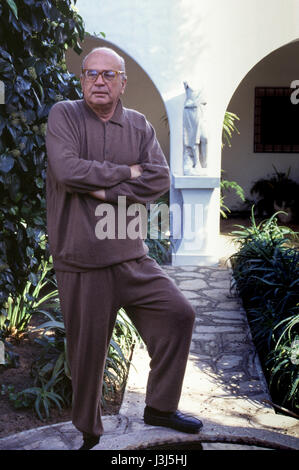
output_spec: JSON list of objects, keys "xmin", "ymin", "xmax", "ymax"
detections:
[{"xmin": 0, "ymin": 264, "xmax": 299, "ymax": 451}]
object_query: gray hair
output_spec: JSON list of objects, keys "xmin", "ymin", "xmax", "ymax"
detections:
[{"xmin": 81, "ymin": 47, "xmax": 127, "ymax": 78}]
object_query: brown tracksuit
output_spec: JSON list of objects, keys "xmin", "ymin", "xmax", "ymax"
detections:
[{"xmin": 46, "ymin": 99, "xmax": 195, "ymax": 436}]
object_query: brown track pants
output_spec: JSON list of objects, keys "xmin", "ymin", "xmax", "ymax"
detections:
[{"xmin": 55, "ymin": 254, "xmax": 195, "ymax": 437}]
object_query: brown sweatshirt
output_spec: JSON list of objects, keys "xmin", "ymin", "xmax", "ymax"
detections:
[{"xmin": 45, "ymin": 99, "xmax": 170, "ymax": 271}]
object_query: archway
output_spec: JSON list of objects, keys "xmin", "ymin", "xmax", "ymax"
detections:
[
  {"xmin": 221, "ymin": 39, "xmax": 299, "ymax": 239},
  {"xmin": 222, "ymin": 39, "xmax": 299, "ymax": 212}
]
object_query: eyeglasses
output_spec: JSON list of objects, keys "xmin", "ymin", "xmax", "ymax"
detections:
[{"xmin": 82, "ymin": 69, "xmax": 126, "ymax": 82}]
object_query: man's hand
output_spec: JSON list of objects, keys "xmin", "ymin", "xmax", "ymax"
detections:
[
  {"xmin": 130, "ymin": 164, "xmax": 143, "ymax": 179},
  {"xmin": 89, "ymin": 189, "xmax": 106, "ymax": 200},
  {"xmin": 89, "ymin": 164, "xmax": 142, "ymax": 200}
]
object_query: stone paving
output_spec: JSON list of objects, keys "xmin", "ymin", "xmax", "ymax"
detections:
[{"xmin": 0, "ymin": 264, "xmax": 298, "ymax": 451}]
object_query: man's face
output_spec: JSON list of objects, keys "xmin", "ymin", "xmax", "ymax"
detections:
[{"xmin": 80, "ymin": 50, "xmax": 127, "ymax": 110}]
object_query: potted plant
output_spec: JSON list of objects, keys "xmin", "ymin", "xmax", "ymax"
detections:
[{"xmin": 250, "ymin": 166, "xmax": 299, "ymax": 222}]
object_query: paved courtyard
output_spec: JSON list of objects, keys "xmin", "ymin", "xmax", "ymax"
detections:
[{"xmin": 0, "ymin": 263, "xmax": 298, "ymax": 450}]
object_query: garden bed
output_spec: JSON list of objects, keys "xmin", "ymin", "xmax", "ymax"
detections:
[
  {"xmin": 229, "ymin": 211, "xmax": 299, "ymax": 417},
  {"xmin": 0, "ymin": 316, "xmax": 123, "ymax": 439}
]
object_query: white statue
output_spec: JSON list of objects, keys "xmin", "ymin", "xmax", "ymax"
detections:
[{"xmin": 183, "ymin": 81, "xmax": 208, "ymax": 175}]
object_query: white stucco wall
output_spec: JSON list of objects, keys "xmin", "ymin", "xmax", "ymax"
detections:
[
  {"xmin": 222, "ymin": 40, "xmax": 299, "ymax": 210},
  {"xmin": 75, "ymin": 0, "xmax": 299, "ymax": 176},
  {"xmin": 73, "ymin": 0, "xmax": 299, "ymax": 262}
]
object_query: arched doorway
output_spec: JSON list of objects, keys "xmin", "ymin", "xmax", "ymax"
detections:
[{"xmin": 221, "ymin": 39, "xmax": 299, "ymax": 244}]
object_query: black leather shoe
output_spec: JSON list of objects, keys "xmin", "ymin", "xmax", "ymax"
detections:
[
  {"xmin": 144, "ymin": 406, "xmax": 203, "ymax": 434},
  {"xmin": 78, "ymin": 432, "xmax": 100, "ymax": 450}
]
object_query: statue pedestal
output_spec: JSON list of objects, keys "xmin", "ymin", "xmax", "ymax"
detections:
[{"xmin": 171, "ymin": 174, "xmax": 220, "ymax": 266}]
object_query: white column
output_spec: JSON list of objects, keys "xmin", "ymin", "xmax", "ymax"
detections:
[{"xmin": 171, "ymin": 175, "xmax": 220, "ymax": 266}]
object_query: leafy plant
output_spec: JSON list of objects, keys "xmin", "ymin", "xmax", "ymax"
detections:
[
  {"xmin": 231, "ymin": 209, "xmax": 298, "ymax": 315},
  {"xmin": 222, "ymin": 111, "xmax": 240, "ymax": 148},
  {"xmin": 13, "ymin": 382, "xmax": 65, "ymax": 420},
  {"xmin": 250, "ymin": 165, "xmax": 299, "ymax": 221},
  {"xmin": 0, "ymin": 257, "xmax": 58, "ymax": 336},
  {"xmin": 246, "ymin": 301, "xmax": 282, "ymax": 353},
  {"xmin": 267, "ymin": 324, "xmax": 299, "ymax": 411},
  {"xmin": 1, "ymin": 384, "xmax": 32, "ymax": 408},
  {"xmin": 0, "ymin": 0, "xmax": 85, "ymax": 311},
  {"xmin": 274, "ymin": 310, "xmax": 299, "ymax": 348},
  {"xmin": 220, "ymin": 111, "xmax": 244, "ymax": 218},
  {"xmin": 230, "ymin": 208, "xmax": 299, "ymax": 414},
  {"xmin": 145, "ymin": 194, "xmax": 172, "ymax": 264},
  {"xmin": 220, "ymin": 172, "xmax": 245, "ymax": 218},
  {"xmin": 13, "ymin": 299, "xmax": 143, "ymax": 420}
]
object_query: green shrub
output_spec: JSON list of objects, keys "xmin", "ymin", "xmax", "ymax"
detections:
[
  {"xmin": 230, "ymin": 208, "xmax": 299, "ymax": 412},
  {"xmin": 250, "ymin": 166, "xmax": 299, "ymax": 221},
  {"xmin": 0, "ymin": 0, "xmax": 84, "ymax": 311},
  {"xmin": 230, "ymin": 208, "xmax": 297, "ymax": 308},
  {"xmin": 222, "ymin": 111, "xmax": 240, "ymax": 148},
  {"xmin": 221, "ymin": 111, "xmax": 245, "ymax": 218},
  {"xmin": 266, "ymin": 310, "xmax": 299, "ymax": 411},
  {"xmin": 0, "ymin": 257, "xmax": 58, "ymax": 336},
  {"xmin": 220, "ymin": 176, "xmax": 245, "ymax": 219},
  {"xmin": 9, "ymin": 300, "xmax": 142, "ymax": 420},
  {"xmin": 145, "ymin": 194, "xmax": 172, "ymax": 264}
]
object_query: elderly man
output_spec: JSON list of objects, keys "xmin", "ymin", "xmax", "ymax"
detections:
[{"xmin": 46, "ymin": 46, "xmax": 202, "ymax": 450}]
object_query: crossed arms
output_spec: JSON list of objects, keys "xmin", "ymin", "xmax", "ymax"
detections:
[
  {"xmin": 46, "ymin": 102, "xmax": 170, "ymax": 204},
  {"xmin": 89, "ymin": 163, "xmax": 143, "ymax": 201}
]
